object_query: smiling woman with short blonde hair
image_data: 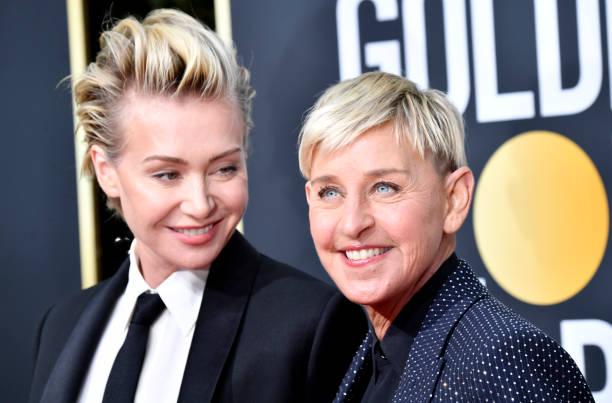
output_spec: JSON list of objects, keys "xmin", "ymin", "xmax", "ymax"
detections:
[{"xmin": 299, "ymin": 71, "xmax": 593, "ymax": 402}]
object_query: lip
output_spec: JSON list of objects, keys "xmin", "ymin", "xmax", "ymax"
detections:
[
  {"xmin": 340, "ymin": 246, "xmax": 392, "ymax": 267},
  {"xmin": 168, "ymin": 220, "xmax": 220, "ymax": 246}
]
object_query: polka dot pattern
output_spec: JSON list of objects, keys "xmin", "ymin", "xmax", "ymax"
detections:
[{"xmin": 334, "ymin": 260, "xmax": 594, "ymax": 402}]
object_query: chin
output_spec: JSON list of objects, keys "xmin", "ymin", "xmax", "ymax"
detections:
[
  {"xmin": 337, "ymin": 280, "xmax": 386, "ymax": 307},
  {"xmin": 174, "ymin": 253, "xmax": 217, "ymax": 270}
]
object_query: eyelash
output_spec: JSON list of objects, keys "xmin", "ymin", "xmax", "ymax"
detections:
[
  {"xmin": 317, "ymin": 186, "xmax": 342, "ymax": 200},
  {"xmin": 217, "ymin": 165, "xmax": 238, "ymax": 176},
  {"xmin": 152, "ymin": 171, "xmax": 180, "ymax": 181},
  {"xmin": 151, "ymin": 163, "xmax": 239, "ymax": 181},
  {"xmin": 316, "ymin": 181, "xmax": 400, "ymax": 200},
  {"xmin": 373, "ymin": 181, "xmax": 400, "ymax": 194}
]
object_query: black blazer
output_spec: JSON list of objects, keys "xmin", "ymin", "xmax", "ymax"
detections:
[
  {"xmin": 29, "ymin": 232, "xmax": 366, "ymax": 403},
  {"xmin": 334, "ymin": 258, "xmax": 594, "ymax": 402}
]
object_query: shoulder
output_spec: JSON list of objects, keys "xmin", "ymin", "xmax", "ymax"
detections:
[
  {"xmin": 251, "ymin": 252, "xmax": 366, "ymax": 347},
  {"xmin": 34, "ymin": 277, "xmax": 113, "ymax": 360},
  {"xmin": 220, "ymin": 231, "xmax": 338, "ymax": 305},
  {"xmin": 215, "ymin": 242, "xmax": 366, "ymax": 401},
  {"xmin": 439, "ymin": 296, "xmax": 593, "ymax": 402},
  {"xmin": 253, "ymin": 252, "xmax": 338, "ymax": 303},
  {"xmin": 40, "ymin": 257, "xmax": 128, "ymax": 330},
  {"xmin": 238, "ymin": 250, "xmax": 365, "ymax": 341},
  {"xmin": 29, "ymin": 282, "xmax": 106, "ymax": 402},
  {"xmin": 33, "ymin": 266, "xmax": 124, "ymax": 362},
  {"xmin": 249, "ymin": 252, "xmax": 366, "ymax": 330},
  {"xmin": 40, "ymin": 283, "xmax": 102, "ymax": 335}
]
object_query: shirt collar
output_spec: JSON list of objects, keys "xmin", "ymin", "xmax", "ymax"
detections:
[
  {"xmin": 371, "ymin": 253, "xmax": 458, "ymax": 374},
  {"xmin": 124, "ymin": 239, "xmax": 209, "ymax": 336}
]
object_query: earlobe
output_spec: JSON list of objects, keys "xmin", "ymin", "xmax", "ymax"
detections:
[
  {"xmin": 443, "ymin": 167, "xmax": 474, "ymax": 234},
  {"xmin": 90, "ymin": 145, "xmax": 121, "ymax": 198}
]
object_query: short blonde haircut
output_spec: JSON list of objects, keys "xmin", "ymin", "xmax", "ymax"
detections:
[
  {"xmin": 298, "ymin": 72, "xmax": 466, "ymax": 178},
  {"xmin": 74, "ymin": 9, "xmax": 254, "ymax": 211}
]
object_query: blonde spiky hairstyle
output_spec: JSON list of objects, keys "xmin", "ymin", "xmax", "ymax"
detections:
[
  {"xmin": 74, "ymin": 9, "xmax": 254, "ymax": 211},
  {"xmin": 298, "ymin": 72, "xmax": 466, "ymax": 179}
]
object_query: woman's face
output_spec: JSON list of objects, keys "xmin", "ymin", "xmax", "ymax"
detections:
[
  {"xmin": 93, "ymin": 93, "xmax": 247, "ymax": 283},
  {"xmin": 306, "ymin": 122, "xmax": 452, "ymax": 315}
]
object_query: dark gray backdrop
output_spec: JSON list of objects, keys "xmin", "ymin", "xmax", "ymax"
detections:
[{"xmin": 0, "ymin": 0, "xmax": 80, "ymax": 401}]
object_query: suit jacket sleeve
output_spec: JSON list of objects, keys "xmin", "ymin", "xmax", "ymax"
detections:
[
  {"xmin": 29, "ymin": 307, "xmax": 52, "ymax": 402},
  {"xmin": 28, "ymin": 286, "xmax": 101, "ymax": 403},
  {"xmin": 440, "ymin": 301, "xmax": 595, "ymax": 403},
  {"xmin": 465, "ymin": 328, "xmax": 593, "ymax": 402}
]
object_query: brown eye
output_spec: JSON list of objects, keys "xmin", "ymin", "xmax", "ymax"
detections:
[
  {"xmin": 218, "ymin": 165, "xmax": 238, "ymax": 176},
  {"xmin": 153, "ymin": 172, "xmax": 180, "ymax": 181}
]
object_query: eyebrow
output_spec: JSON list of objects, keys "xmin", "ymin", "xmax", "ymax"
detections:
[
  {"xmin": 142, "ymin": 147, "xmax": 242, "ymax": 165},
  {"xmin": 309, "ymin": 168, "xmax": 410, "ymax": 185},
  {"xmin": 364, "ymin": 168, "xmax": 410, "ymax": 177},
  {"xmin": 309, "ymin": 175, "xmax": 336, "ymax": 186},
  {"xmin": 142, "ymin": 155, "xmax": 188, "ymax": 165}
]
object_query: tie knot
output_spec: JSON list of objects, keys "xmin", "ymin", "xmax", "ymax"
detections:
[{"xmin": 131, "ymin": 292, "xmax": 165, "ymax": 326}]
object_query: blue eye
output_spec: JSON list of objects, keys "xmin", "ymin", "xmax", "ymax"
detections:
[
  {"xmin": 374, "ymin": 182, "xmax": 398, "ymax": 194},
  {"xmin": 318, "ymin": 186, "xmax": 341, "ymax": 200}
]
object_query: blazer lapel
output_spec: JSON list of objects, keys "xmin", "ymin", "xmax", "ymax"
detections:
[
  {"xmin": 178, "ymin": 231, "xmax": 260, "ymax": 403},
  {"xmin": 40, "ymin": 260, "xmax": 129, "ymax": 403},
  {"xmin": 392, "ymin": 260, "xmax": 488, "ymax": 403},
  {"xmin": 333, "ymin": 330, "xmax": 373, "ymax": 403}
]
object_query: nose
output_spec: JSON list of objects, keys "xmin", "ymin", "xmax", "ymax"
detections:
[
  {"xmin": 181, "ymin": 178, "xmax": 216, "ymax": 218},
  {"xmin": 339, "ymin": 196, "xmax": 374, "ymax": 239}
]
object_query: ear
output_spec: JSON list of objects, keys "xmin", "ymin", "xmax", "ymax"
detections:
[
  {"xmin": 304, "ymin": 181, "xmax": 314, "ymax": 206},
  {"xmin": 443, "ymin": 166, "xmax": 474, "ymax": 234},
  {"xmin": 90, "ymin": 145, "xmax": 121, "ymax": 198}
]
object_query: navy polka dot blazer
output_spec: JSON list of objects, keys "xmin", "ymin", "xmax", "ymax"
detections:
[{"xmin": 334, "ymin": 259, "xmax": 594, "ymax": 402}]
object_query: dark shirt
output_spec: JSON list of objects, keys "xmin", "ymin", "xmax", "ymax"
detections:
[{"xmin": 358, "ymin": 254, "xmax": 458, "ymax": 403}]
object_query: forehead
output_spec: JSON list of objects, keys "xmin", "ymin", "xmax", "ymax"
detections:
[
  {"xmin": 310, "ymin": 123, "xmax": 423, "ymax": 176},
  {"xmin": 119, "ymin": 91, "xmax": 241, "ymax": 124},
  {"xmin": 116, "ymin": 93, "xmax": 245, "ymax": 151}
]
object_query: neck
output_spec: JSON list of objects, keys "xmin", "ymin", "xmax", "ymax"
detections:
[
  {"xmin": 366, "ymin": 236, "xmax": 455, "ymax": 340},
  {"xmin": 134, "ymin": 242, "xmax": 176, "ymax": 289},
  {"xmin": 141, "ymin": 267, "xmax": 173, "ymax": 289}
]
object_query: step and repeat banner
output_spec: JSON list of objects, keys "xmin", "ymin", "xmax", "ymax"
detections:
[{"xmin": 233, "ymin": 0, "xmax": 611, "ymax": 400}]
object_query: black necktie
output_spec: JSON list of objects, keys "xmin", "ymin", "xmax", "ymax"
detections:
[{"xmin": 102, "ymin": 292, "xmax": 166, "ymax": 403}]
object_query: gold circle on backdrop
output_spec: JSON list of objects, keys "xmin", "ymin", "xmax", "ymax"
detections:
[{"xmin": 473, "ymin": 131, "xmax": 609, "ymax": 305}]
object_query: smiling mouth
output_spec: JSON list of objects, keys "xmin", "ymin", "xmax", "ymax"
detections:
[
  {"xmin": 172, "ymin": 225, "xmax": 213, "ymax": 236},
  {"xmin": 344, "ymin": 247, "xmax": 392, "ymax": 261}
]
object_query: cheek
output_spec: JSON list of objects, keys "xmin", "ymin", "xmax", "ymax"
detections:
[
  {"xmin": 214, "ymin": 180, "xmax": 248, "ymax": 213},
  {"xmin": 122, "ymin": 189, "xmax": 174, "ymax": 226},
  {"xmin": 308, "ymin": 210, "xmax": 336, "ymax": 250},
  {"xmin": 377, "ymin": 203, "xmax": 440, "ymax": 248},
  {"xmin": 118, "ymin": 177, "xmax": 179, "ymax": 219},
  {"xmin": 232, "ymin": 189, "xmax": 248, "ymax": 214}
]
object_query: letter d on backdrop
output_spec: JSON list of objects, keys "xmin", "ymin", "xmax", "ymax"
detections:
[{"xmin": 561, "ymin": 319, "xmax": 612, "ymax": 402}]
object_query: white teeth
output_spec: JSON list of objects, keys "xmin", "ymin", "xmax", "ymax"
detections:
[
  {"xmin": 345, "ymin": 248, "xmax": 390, "ymax": 261},
  {"xmin": 175, "ymin": 225, "xmax": 212, "ymax": 236}
]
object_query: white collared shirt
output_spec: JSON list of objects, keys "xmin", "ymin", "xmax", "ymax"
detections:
[{"xmin": 78, "ymin": 240, "xmax": 208, "ymax": 403}]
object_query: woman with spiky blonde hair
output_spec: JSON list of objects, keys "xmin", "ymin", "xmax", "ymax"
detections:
[{"xmin": 29, "ymin": 9, "xmax": 364, "ymax": 403}]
